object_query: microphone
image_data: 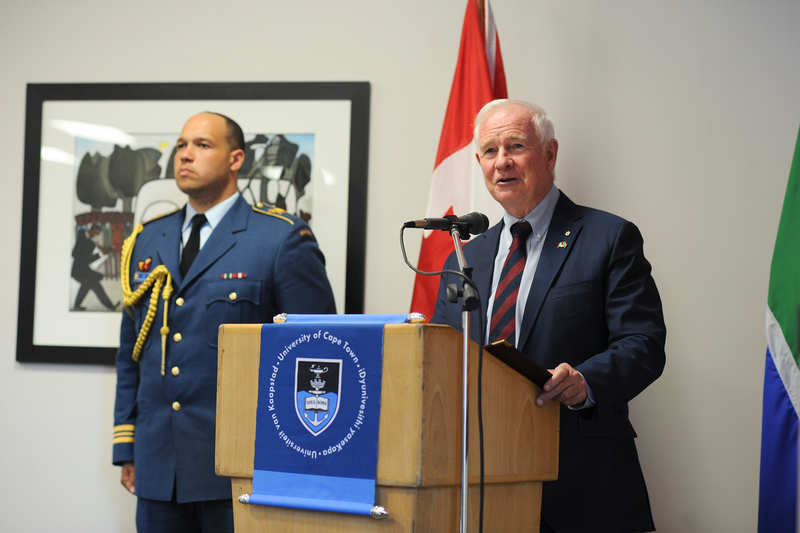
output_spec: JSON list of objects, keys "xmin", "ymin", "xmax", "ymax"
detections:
[{"xmin": 404, "ymin": 212, "xmax": 490, "ymax": 235}]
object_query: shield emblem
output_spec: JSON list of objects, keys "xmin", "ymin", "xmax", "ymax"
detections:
[{"xmin": 295, "ymin": 358, "xmax": 342, "ymax": 436}]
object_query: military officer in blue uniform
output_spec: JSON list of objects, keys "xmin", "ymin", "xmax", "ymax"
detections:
[{"xmin": 113, "ymin": 112, "xmax": 336, "ymax": 533}]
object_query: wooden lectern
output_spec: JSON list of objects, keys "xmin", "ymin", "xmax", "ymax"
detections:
[{"xmin": 216, "ymin": 323, "xmax": 559, "ymax": 532}]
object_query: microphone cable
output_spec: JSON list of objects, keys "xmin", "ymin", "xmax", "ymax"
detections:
[{"xmin": 400, "ymin": 226, "xmax": 487, "ymax": 533}]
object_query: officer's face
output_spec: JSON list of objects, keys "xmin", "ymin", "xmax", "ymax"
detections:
[{"xmin": 174, "ymin": 113, "xmax": 243, "ymax": 210}]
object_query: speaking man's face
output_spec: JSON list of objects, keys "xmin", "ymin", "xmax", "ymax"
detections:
[{"xmin": 476, "ymin": 105, "xmax": 558, "ymax": 219}]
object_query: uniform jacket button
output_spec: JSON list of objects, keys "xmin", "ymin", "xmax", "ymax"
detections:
[
  {"xmin": 173, "ymin": 333, "xmax": 182, "ymax": 342},
  {"xmin": 171, "ymin": 366, "xmax": 180, "ymax": 376},
  {"xmin": 172, "ymin": 401, "xmax": 181, "ymax": 411}
]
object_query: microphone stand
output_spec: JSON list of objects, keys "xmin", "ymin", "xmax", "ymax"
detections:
[{"xmin": 446, "ymin": 223, "xmax": 480, "ymax": 533}]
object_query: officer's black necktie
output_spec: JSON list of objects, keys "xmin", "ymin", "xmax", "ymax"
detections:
[{"xmin": 180, "ymin": 214, "xmax": 207, "ymax": 277}]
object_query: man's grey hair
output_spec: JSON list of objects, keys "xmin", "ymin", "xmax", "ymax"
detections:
[{"xmin": 473, "ymin": 99, "xmax": 556, "ymax": 152}]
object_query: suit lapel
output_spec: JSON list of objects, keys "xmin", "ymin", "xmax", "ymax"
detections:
[
  {"xmin": 460, "ymin": 222, "xmax": 502, "ymax": 342},
  {"xmin": 517, "ymin": 192, "xmax": 583, "ymax": 352},
  {"xmin": 156, "ymin": 208, "xmax": 185, "ymax": 284},
  {"xmin": 474, "ymin": 223, "xmax": 502, "ymax": 321}
]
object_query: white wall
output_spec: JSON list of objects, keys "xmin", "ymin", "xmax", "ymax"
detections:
[{"xmin": 1, "ymin": 1, "xmax": 798, "ymax": 531}]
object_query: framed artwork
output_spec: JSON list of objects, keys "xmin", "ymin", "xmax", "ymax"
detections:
[{"xmin": 16, "ymin": 82, "xmax": 370, "ymax": 365}]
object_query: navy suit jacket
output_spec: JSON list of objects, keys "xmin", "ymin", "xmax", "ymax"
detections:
[
  {"xmin": 432, "ymin": 191, "xmax": 666, "ymax": 533},
  {"xmin": 113, "ymin": 195, "xmax": 336, "ymax": 502}
]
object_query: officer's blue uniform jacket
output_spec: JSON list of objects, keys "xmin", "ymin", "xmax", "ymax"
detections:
[{"xmin": 112, "ymin": 195, "xmax": 336, "ymax": 502}]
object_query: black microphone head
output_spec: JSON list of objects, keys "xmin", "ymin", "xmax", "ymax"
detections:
[{"xmin": 463, "ymin": 212, "xmax": 490, "ymax": 235}]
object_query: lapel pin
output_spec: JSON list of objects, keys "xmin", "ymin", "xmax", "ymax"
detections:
[
  {"xmin": 565, "ymin": 231, "xmax": 571, "ymax": 236},
  {"xmin": 138, "ymin": 257, "xmax": 152, "ymax": 272},
  {"xmin": 558, "ymin": 241, "xmax": 568, "ymax": 249}
]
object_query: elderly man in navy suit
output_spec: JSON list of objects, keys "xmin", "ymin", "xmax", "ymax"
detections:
[
  {"xmin": 113, "ymin": 112, "xmax": 336, "ymax": 533},
  {"xmin": 432, "ymin": 100, "xmax": 666, "ymax": 533}
]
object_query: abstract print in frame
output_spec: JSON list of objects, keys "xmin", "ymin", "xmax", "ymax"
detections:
[{"xmin": 17, "ymin": 82, "xmax": 370, "ymax": 365}]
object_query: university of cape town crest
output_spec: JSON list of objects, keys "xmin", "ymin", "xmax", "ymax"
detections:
[{"xmin": 295, "ymin": 358, "xmax": 342, "ymax": 436}]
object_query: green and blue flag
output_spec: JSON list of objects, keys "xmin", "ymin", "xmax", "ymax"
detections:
[{"xmin": 760, "ymin": 123, "xmax": 800, "ymax": 532}]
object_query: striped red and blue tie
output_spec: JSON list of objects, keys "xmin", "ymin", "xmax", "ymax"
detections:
[{"xmin": 488, "ymin": 220, "xmax": 532, "ymax": 346}]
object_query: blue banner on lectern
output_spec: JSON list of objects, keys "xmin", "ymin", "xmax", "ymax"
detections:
[{"xmin": 250, "ymin": 314, "xmax": 407, "ymax": 515}]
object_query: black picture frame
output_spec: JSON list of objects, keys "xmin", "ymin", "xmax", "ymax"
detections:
[{"xmin": 17, "ymin": 82, "xmax": 370, "ymax": 365}]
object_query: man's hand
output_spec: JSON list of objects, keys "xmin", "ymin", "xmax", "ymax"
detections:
[
  {"xmin": 120, "ymin": 462, "xmax": 135, "ymax": 494},
  {"xmin": 536, "ymin": 363, "xmax": 588, "ymax": 407}
]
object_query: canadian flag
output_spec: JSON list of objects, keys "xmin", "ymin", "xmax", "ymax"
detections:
[{"xmin": 409, "ymin": 0, "xmax": 508, "ymax": 321}]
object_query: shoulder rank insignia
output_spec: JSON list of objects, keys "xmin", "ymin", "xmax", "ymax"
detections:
[
  {"xmin": 255, "ymin": 202, "xmax": 286, "ymax": 215},
  {"xmin": 252, "ymin": 203, "xmax": 294, "ymax": 224}
]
